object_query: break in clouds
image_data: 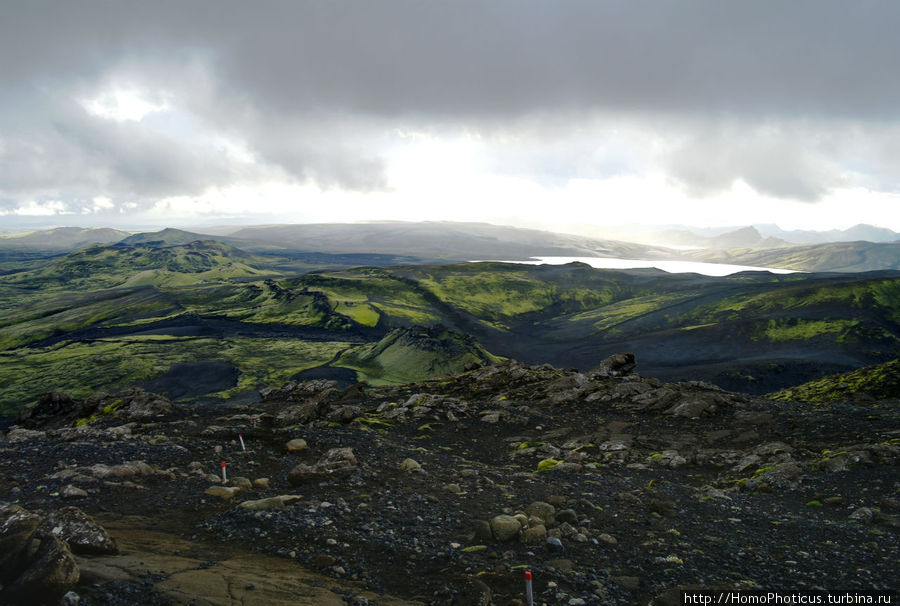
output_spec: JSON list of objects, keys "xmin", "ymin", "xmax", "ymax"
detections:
[{"xmin": 2, "ymin": 0, "xmax": 900, "ymax": 220}]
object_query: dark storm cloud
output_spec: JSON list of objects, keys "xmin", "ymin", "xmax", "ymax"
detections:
[
  {"xmin": 7, "ymin": 0, "xmax": 900, "ymax": 118},
  {"xmin": 2, "ymin": 0, "xmax": 899, "ymax": 201}
]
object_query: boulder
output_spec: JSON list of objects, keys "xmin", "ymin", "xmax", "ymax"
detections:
[
  {"xmin": 0, "ymin": 504, "xmax": 42, "ymax": 581},
  {"xmin": 82, "ymin": 389, "xmax": 176, "ymax": 420},
  {"xmin": 587, "ymin": 353, "xmax": 636, "ymax": 378},
  {"xmin": 288, "ymin": 447, "xmax": 358, "ymax": 484},
  {"xmin": 37, "ymin": 507, "xmax": 118, "ymax": 555},
  {"xmin": 8, "ymin": 536, "xmax": 79, "ymax": 605},
  {"xmin": 489, "ymin": 514, "xmax": 522, "ymax": 541},
  {"xmin": 286, "ymin": 438, "xmax": 308, "ymax": 451},
  {"xmin": 88, "ymin": 460, "xmax": 156, "ymax": 479},
  {"xmin": 17, "ymin": 392, "xmax": 82, "ymax": 429}
]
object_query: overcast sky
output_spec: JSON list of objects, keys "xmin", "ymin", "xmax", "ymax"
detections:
[{"xmin": 2, "ymin": 0, "xmax": 900, "ymax": 234}]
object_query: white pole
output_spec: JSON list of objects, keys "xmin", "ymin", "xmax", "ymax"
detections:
[
  {"xmin": 525, "ymin": 570, "xmax": 533, "ymax": 606},
  {"xmin": 221, "ymin": 460, "xmax": 227, "ymax": 483},
  {"xmin": 239, "ymin": 434, "xmax": 246, "ymax": 451}
]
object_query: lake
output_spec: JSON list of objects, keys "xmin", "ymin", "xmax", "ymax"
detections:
[{"xmin": 486, "ymin": 256, "xmax": 799, "ymax": 277}]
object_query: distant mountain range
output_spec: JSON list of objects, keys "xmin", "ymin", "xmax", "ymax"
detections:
[
  {"xmin": 0, "ymin": 227, "xmax": 129, "ymax": 249},
  {"xmin": 2, "ymin": 221, "xmax": 900, "ymax": 273},
  {"xmin": 595, "ymin": 223, "xmax": 900, "ymax": 249},
  {"xmin": 754, "ymin": 223, "xmax": 900, "ymax": 245}
]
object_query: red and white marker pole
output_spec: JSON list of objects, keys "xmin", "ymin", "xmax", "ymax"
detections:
[
  {"xmin": 238, "ymin": 434, "xmax": 246, "ymax": 451},
  {"xmin": 525, "ymin": 570, "xmax": 533, "ymax": 606},
  {"xmin": 221, "ymin": 460, "xmax": 227, "ymax": 483}
]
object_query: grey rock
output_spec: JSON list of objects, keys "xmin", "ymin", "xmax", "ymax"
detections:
[
  {"xmin": 239, "ymin": 495, "xmax": 303, "ymax": 511},
  {"xmin": 490, "ymin": 514, "xmax": 522, "ymax": 541},
  {"xmin": 288, "ymin": 447, "xmax": 358, "ymax": 484},
  {"xmin": 0, "ymin": 504, "xmax": 42, "ymax": 579},
  {"xmin": 37, "ymin": 507, "xmax": 117, "ymax": 555},
  {"xmin": 521, "ymin": 524, "xmax": 547, "ymax": 544},
  {"xmin": 285, "ymin": 438, "xmax": 308, "ymax": 452},
  {"xmin": 587, "ymin": 353, "xmax": 636, "ymax": 378},
  {"xmin": 850, "ymin": 507, "xmax": 874, "ymax": 524},
  {"xmin": 546, "ymin": 536, "xmax": 564, "ymax": 552},
  {"xmin": 9, "ymin": 536, "xmax": 79, "ymax": 605},
  {"xmin": 61, "ymin": 485, "xmax": 88, "ymax": 499},
  {"xmin": 526, "ymin": 501, "xmax": 556, "ymax": 527}
]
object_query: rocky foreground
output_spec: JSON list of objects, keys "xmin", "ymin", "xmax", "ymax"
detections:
[{"xmin": 1, "ymin": 356, "xmax": 898, "ymax": 605}]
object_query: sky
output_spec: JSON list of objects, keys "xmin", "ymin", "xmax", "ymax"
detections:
[{"xmin": 1, "ymin": 0, "xmax": 900, "ymax": 235}]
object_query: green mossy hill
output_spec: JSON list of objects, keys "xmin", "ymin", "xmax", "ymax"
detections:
[
  {"xmin": 0, "ymin": 240, "xmax": 276, "ymax": 290},
  {"xmin": 335, "ymin": 325, "xmax": 501, "ymax": 384},
  {"xmin": 688, "ymin": 241, "xmax": 900, "ymax": 272},
  {"xmin": 770, "ymin": 359, "xmax": 900, "ymax": 403}
]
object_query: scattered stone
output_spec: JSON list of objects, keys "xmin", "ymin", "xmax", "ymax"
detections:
[
  {"xmin": 204, "ymin": 486, "xmax": 241, "ymax": 500},
  {"xmin": 288, "ymin": 447, "xmax": 358, "ymax": 484},
  {"xmin": 252, "ymin": 477, "xmax": 270, "ymax": 489},
  {"xmin": 490, "ymin": 514, "xmax": 522, "ymax": 541},
  {"xmin": 285, "ymin": 438, "xmax": 308, "ymax": 452},
  {"xmin": 239, "ymin": 495, "xmax": 303, "ymax": 511},
  {"xmin": 61, "ymin": 485, "xmax": 88, "ymax": 499},
  {"xmin": 850, "ymin": 507, "xmax": 874, "ymax": 524},
  {"xmin": 546, "ymin": 536, "xmax": 564, "ymax": 552},
  {"xmin": 88, "ymin": 460, "xmax": 157, "ymax": 479},
  {"xmin": 526, "ymin": 501, "xmax": 556, "ymax": 526},
  {"xmin": 399, "ymin": 458, "xmax": 422, "ymax": 472},
  {"xmin": 598, "ymin": 533, "xmax": 618, "ymax": 545},
  {"xmin": 231, "ymin": 476, "xmax": 253, "ymax": 490},
  {"xmin": 521, "ymin": 524, "xmax": 547, "ymax": 544}
]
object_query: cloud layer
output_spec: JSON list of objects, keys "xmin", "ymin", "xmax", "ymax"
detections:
[{"xmin": 1, "ymin": 1, "xmax": 899, "ymax": 225}]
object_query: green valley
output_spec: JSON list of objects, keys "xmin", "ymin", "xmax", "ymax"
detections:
[{"xmin": 2, "ymin": 239, "xmax": 900, "ymax": 415}]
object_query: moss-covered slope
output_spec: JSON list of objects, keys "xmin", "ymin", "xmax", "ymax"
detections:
[
  {"xmin": 335, "ymin": 325, "xmax": 501, "ymax": 384},
  {"xmin": 769, "ymin": 359, "xmax": 900, "ymax": 403}
]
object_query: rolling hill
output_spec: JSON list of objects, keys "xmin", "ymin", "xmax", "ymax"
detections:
[
  {"xmin": 0, "ymin": 240, "xmax": 277, "ymax": 291},
  {"xmin": 2, "ymin": 237, "xmax": 900, "ymax": 414}
]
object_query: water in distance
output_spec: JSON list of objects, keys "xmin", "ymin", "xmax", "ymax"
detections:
[{"xmin": 482, "ymin": 256, "xmax": 799, "ymax": 277}]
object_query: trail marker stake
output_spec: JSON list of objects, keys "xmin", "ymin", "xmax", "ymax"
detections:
[
  {"xmin": 239, "ymin": 434, "xmax": 246, "ymax": 451},
  {"xmin": 525, "ymin": 570, "xmax": 533, "ymax": 606},
  {"xmin": 221, "ymin": 460, "xmax": 227, "ymax": 483}
]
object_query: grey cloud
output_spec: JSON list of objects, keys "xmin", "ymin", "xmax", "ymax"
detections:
[
  {"xmin": 4, "ymin": 1, "xmax": 900, "ymax": 120},
  {"xmin": 2, "ymin": 1, "xmax": 900, "ymax": 203},
  {"xmin": 664, "ymin": 123, "xmax": 843, "ymax": 201},
  {"xmin": 0, "ymin": 93, "xmax": 244, "ymax": 206}
]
